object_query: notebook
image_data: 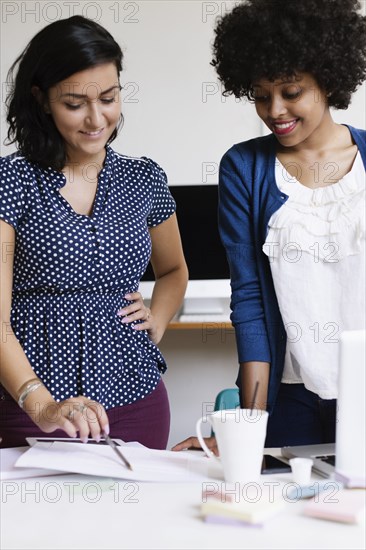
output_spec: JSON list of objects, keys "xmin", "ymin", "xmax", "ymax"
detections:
[{"xmin": 281, "ymin": 330, "xmax": 366, "ymax": 486}]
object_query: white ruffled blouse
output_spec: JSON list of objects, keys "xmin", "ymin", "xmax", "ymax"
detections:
[{"xmin": 263, "ymin": 152, "xmax": 365, "ymax": 399}]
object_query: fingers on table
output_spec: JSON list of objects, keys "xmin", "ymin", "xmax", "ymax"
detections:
[
  {"xmin": 172, "ymin": 436, "xmax": 219, "ymax": 456},
  {"xmin": 171, "ymin": 436, "xmax": 201, "ymax": 451}
]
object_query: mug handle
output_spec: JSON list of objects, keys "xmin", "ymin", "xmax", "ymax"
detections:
[{"xmin": 195, "ymin": 416, "xmax": 220, "ymax": 460}]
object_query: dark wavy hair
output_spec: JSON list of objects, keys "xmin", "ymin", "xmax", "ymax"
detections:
[
  {"xmin": 212, "ymin": 0, "xmax": 366, "ymax": 109},
  {"xmin": 5, "ymin": 16, "xmax": 123, "ymax": 170}
]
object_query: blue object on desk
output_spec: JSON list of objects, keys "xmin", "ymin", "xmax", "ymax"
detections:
[
  {"xmin": 212, "ymin": 388, "xmax": 240, "ymax": 436},
  {"xmin": 287, "ymin": 480, "xmax": 344, "ymax": 500},
  {"xmin": 214, "ymin": 388, "xmax": 240, "ymax": 412}
]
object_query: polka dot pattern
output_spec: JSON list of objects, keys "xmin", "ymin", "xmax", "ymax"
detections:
[{"xmin": 0, "ymin": 147, "xmax": 176, "ymax": 409}]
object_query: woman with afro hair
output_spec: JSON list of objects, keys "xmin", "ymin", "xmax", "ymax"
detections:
[{"xmin": 173, "ymin": 0, "xmax": 366, "ymax": 450}]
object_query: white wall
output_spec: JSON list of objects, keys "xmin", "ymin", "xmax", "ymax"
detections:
[
  {"xmin": 161, "ymin": 328, "xmax": 238, "ymax": 449},
  {"xmin": 0, "ymin": 0, "xmax": 261, "ymax": 185},
  {"xmin": 2, "ymin": 1, "xmax": 365, "ymax": 181},
  {"xmin": 1, "ymin": 1, "xmax": 365, "ymax": 446}
]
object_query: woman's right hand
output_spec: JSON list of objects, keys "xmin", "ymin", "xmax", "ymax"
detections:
[
  {"xmin": 171, "ymin": 435, "xmax": 219, "ymax": 456},
  {"xmin": 25, "ymin": 395, "xmax": 110, "ymax": 443}
]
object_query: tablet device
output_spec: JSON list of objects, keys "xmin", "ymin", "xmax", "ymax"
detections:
[
  {"xmin": 261, "ymin": 455, "xmax": 291, "ymax": 474},
  {"xmin": 26, "ymin": 437, "xmax": 124, "ymax": 446}
]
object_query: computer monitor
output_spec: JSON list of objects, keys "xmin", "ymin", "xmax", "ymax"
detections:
[{"xmin": 139, "ymin": 184, "xmax": 231, "ymax": 315}]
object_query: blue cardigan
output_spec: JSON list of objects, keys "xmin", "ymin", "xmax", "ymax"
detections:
[{"xmin": 218, "ymin": 125, "xmax": 366, "ymax": 413}]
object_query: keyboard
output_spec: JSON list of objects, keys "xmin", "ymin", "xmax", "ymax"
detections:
[{"xmin": 178, "ymin": 314, "xmax": 231, "ymax": 323}]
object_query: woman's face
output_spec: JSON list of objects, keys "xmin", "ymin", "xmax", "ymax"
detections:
[
  {"xmin": 252, "ymin": 73, "xmax": 331, "ymax": 149},
  {"xmin": 45, "ymin": 62, "xmax": 121, "ymax": 164}
]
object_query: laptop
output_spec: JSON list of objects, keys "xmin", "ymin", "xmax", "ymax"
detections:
[{"xmin": 281, "ymin": 330, "xmax": 366, "ymax": 486}]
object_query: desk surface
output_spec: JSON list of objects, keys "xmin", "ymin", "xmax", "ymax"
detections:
[
  {"xmin": 1, "ymin": 449, "xmax": 365, "ymax": 550},
  {"xmin": 168, "ymin": 321, "xmax": 232, "ymax": 330}
]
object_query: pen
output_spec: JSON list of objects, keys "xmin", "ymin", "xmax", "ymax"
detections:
[
  {"xmin": 250, "ymin": 381, "xmax": 260, "ymax": 416},
  {"xmin": 102, "ymin": 433, "xmax": 133, "ymax": 471}
]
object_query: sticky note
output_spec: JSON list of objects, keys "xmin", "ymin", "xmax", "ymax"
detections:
[{"xmin": 303, "ymin": 489, "xmax": 366, "ymax": 524}]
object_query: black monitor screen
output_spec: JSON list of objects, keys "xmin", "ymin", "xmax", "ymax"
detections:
[{"xmin": 142, "ymin": 185, "xmax": 230, "ymax": 281}]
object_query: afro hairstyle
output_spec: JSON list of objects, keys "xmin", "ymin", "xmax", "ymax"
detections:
[{"xmin": 211, "ymin": 0, "xmax": 366, "ymax": 109}]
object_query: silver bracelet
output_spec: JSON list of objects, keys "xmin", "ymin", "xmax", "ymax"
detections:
[{"xmin": 18, "ymin": 381, "xmax": 44, "ymax": 409}]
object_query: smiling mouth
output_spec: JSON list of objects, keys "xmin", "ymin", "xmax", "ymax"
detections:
[
  {"xmin": 271, "ymin": 119, "xmax": 299, "ymax": 135},
  {"xmin": 80, "ymin": 129, "xmax": 104, "ymax": 136}
]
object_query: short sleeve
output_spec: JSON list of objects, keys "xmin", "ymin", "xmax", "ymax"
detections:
[
  {"xmin": 144, "ymin": 158, "xmax": 176, "ymax": 227},
  {"xmin": 0, "ymin": 155, "xmax": 28, "ymax": 230}
]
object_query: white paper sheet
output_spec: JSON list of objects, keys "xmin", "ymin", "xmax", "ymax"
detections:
[
  {"xmin": 15, "ymin": 442, "xmax": 224, "ymax": 482},
  {"xmin": 0, "ymin": 447, "xmax": 64, "ymax": 480}
]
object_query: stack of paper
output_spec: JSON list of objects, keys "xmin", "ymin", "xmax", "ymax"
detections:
[
  {"xmin": 1, "ymin": 447, "xmax": 64, "ymax": 480},
  {"xmin": 13, "ymin": 441, "xmax": 223, "ymax": 482}
]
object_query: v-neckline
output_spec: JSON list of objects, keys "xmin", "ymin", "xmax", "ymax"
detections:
[{"xmin": 48, "ymin": 148, "xmax": 111, "ymax": 220}]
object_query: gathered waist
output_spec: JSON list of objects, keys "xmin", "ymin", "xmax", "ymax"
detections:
[
  {"xmin": 9, "ymin": 283, "xmax": 167, "ymax": 409},
  {"xmin": 13, "ymin": 285, "xmax": 137, "ymax": 297},
  {"xmin": 12, "ymin": 287, "xmax": 137, "ymax": 306}
]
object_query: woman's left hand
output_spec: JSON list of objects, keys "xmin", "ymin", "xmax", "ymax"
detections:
[{"xmin": 117, "ymin": 292, "xmax": 159, "ymax": 343}]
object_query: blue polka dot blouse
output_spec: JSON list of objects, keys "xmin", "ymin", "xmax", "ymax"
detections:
[{"xmin": 0, "ymin": 147, "xmax": 176, "ymax": 409}]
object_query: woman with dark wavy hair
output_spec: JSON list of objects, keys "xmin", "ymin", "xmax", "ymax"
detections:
[
  {"xmin": 0, "ymin": 16, "xmax": 188, "ymax": 449},
  {"xmin": 174, "ymin": 0, "xmax": 366, "ymax": 452}
]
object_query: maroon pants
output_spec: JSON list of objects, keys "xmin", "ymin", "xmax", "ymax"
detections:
[{"xmin": 0, "ymin": 379, "xmax": 170, "ymax": 450}]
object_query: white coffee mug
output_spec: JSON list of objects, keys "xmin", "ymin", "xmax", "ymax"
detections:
[{"xmin": 196, "ymin": 408, "xmax": 269, "ymax": 484}]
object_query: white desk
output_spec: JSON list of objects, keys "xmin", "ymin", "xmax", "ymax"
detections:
[{"xmin": 1, "ymin": 449, "xmax": 365, "ymax": 550}]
